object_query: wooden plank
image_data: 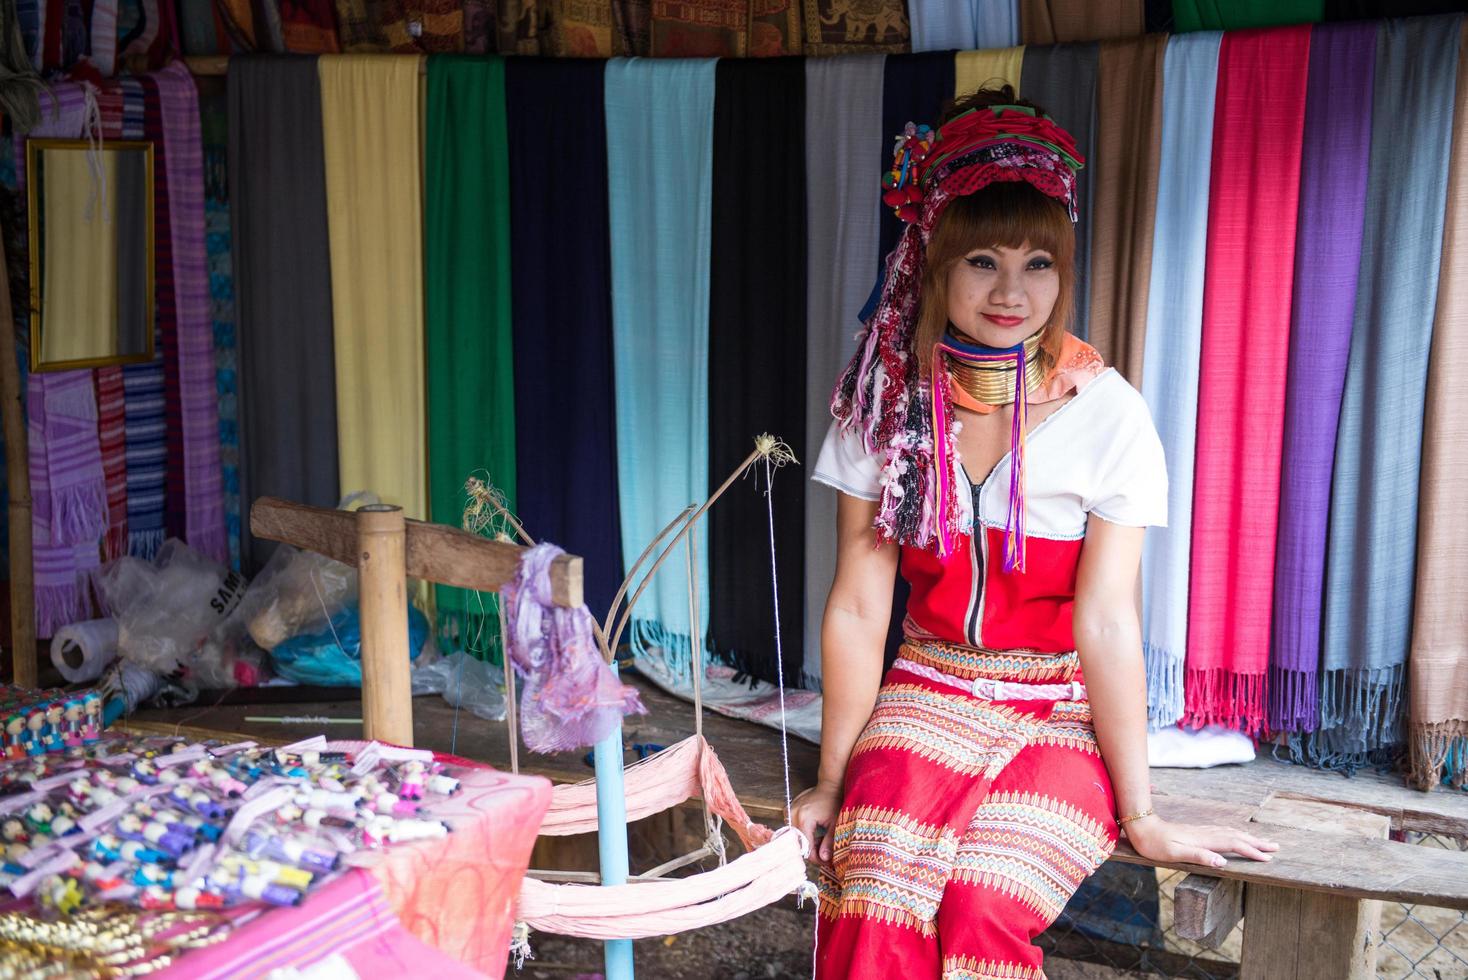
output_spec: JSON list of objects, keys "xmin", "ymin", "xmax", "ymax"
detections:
[
  {"xmin": 1150, "ymin": 753, "xmax": 1468, "ymax": 838},
  {"xmin": 1109, "ymin": 796, "xmax": 1468, "ymax": 909},
  {"xmin": 1174, "ymin": 875, "xmax": 1244, "ymax": 948},
  {"xmin": 250, "ymin": 497, "xmax": 584, "ymax": 607},
  {"xmin": 1238, "ymin": 799, "xmax": 1388, "ymax": 979}
]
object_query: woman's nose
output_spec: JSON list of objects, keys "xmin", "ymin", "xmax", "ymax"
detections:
[{"xmin": 990, "ymin": 271, "xmax": 1023, "ymax": 306}]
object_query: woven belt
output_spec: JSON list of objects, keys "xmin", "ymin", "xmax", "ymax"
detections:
[{"xmin": 892, "ymin": 657, "xmax": 1087, "ymax": 702}]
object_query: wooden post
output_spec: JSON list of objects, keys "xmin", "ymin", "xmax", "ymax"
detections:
[
  {"xmin": 0, "ymin": 219, "xmax": 35, "ymax": 687},
  {"xmin": 1239, "ymin": 799, "xmax": 1392, "ymax": 980},
  {"xmin": 1174, "ymin": 874, "xmax": 1244, "ymax": 949},
  {"xmin": 356, "ymin": 505, "xmax": 412, "ymax": 746}
]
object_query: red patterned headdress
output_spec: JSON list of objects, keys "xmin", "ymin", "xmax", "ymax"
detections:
[{"xmin": 832, "ymin": 104, "xmax": 1085, "ymax": 555}]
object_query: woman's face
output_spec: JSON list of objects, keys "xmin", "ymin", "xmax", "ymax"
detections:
[{"xmin": 944, "ymin": 242, "xmax": 1059, "ymax": 348}]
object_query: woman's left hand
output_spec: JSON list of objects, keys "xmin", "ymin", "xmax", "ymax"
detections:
[{"xmin": 1121, "ymin": 814, "xmax": 1279, "ymax": 869}]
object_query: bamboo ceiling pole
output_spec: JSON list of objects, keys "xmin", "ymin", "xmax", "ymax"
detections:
[
  {"xmin": 0, "ymin": 220, "xmax": 36, "ymax": 688},
  {"xmin": 357, "ymin": 504, "xmax": 413, "ymax": 746}
]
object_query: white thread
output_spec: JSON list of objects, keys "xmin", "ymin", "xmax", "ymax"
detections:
[{"xmin": 763, "ymin": 456, "xmax": 794, "ymax": 826}]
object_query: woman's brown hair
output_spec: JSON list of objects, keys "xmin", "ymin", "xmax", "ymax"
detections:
[{"xmin": 914, "ymin": 86, "xmax": 1077, "ymax": 376}]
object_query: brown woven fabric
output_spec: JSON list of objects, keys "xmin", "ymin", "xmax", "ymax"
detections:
[
  {"xmin": 280, "ymin": 0, "xmax": 341, "ymax": 51},
  {"xmin": 801, "ymin": 0, "xmax": 908, "ymax": 56},
  {"xmin": 1021, "ymin": 0, "xmax": 1143, "ymax": 44},
  {"xmin": 612, "ymin": 0, "xmax": 651, "ymax": 54},
  {"xmin": 381, "ymin": 0, "xmax": 464, "ymax": 50},
  {"xmin": 1409, "ymin": 22, "xmax": 1468, "ymax": 792},
  {"xmin": 463, "ymin": 0, "xmax": 494, "ymax": 52},
  {"xmin": 551, "ymin": 0, "xmax": 617, "ymax": 56},
  {"xmin": 1087, "ymin": 34, "xmax": 1165, "ymax": 386},
  {"xmin": 494, "ymin": 0, "xmax": 550, "ymax": 53},
  {"xmin": 333, "ymin": 0, "xmax": 388, "ymax": 49},
  {"xmin": 646, "ymin": 0, "xmax": 801, "ymax": 57}
]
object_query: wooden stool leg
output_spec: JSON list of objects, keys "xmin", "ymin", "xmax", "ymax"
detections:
[
  {"xmin": 357, "ymin": 505, "xmax": 412, "ymax": 746},
  {"xmin": 1241, "ymin": 884, "xmax": 1382, "ymax": 980}
]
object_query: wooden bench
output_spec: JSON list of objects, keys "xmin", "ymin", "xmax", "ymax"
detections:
[{"xmin": 129, "ymin": 497, "xmax": 1468, "ymax": 980}]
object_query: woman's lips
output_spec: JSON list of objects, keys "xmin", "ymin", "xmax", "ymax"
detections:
[{"xmin": 982, "ymin": 313, "xmax": 1026, "ymax": 327}]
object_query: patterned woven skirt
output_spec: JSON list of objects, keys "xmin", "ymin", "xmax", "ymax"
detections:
[{"xmin": 816, "ymin": 641, "xmax": 1119, "ymax": 980}]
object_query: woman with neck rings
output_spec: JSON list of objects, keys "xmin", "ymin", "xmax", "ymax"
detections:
[{"xmin": 794, "ymin": 87, "xmax": 1277, "ymax": 979}]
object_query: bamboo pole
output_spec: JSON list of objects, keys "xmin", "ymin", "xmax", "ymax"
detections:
[
  {"xmin": 0, "ymin": 219, "xmax": 35, "ymax": 687},
  {"xmin": 357, "ymin": 505, "xmax": 413, "ymax": 746}
]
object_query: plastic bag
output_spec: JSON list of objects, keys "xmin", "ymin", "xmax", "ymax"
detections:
[
  {"xmin": 410, "ymin": 650, "xmax": 507, "ymax": 722},
  {"xmin": 270, "ymin": 604, "xmax": 430, "ymax": 687},
  {"xmin": 235, "ymin": 544, "xmax": 357, "ymax": 651},
  {"xmin": 92, "ymin": 539, "xmax": 247, "ymax": 675}
]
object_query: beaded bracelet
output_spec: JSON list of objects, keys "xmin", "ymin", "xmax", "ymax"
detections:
[{"xmin": 1118, "ymin": 807, "xmax": 1156, "ymax": 827}]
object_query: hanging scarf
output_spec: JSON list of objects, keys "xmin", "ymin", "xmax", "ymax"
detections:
[
  {"xmin": 201, "ymin": 90, "xmax": 240, "ymax": 570},
  {"xmin": 149, "ymin": 63, "xmax": 227, "ymax": 563},
  {"xmin": 912, "ymin": 0, "xmax": 1019, "ymax": 52},
  {"xmin": 119, "ymin": 76, "xmax": 166, "ymax": 560},
  {"xmin": 1173, "ymin": 0, "xmax": 1324, "ymax": 29},
  {"xmin": 1410, "ymin": 20, "xmax": 1468, "ymax": 792},
  {"xmin": 1088, "ymin": 35, "xmax": 1165, "ymax": 386},
  {"xmin": 954, "ymin": 46, "xmax": 1025, "ymax": 99},
  {"xmin": 20, "ymin": 83, "xmax": 105, "ymax": 636},
  {"xmin": 504, "ymin": 58, "xmax": 624, "ymax": 625},
  {"xmin": 91, "ymin": 81, "xmax": 128, "ymax": 562},
  {"xmin": 606, "ymin": 58, "xmax": 715, "ymax": 675},
  {"xmin": 1183, "ymin": 26, "xmax": 1310, "ymax": 737},
  {"xmin": 1020, "ymin": 0, "xmax": 1143, "ymax": 43},
  {"xmin": 229, "ymin": 55, "xmax": 341, "ymax": 572},
  {"xmin": 1138, "ymin": 32, "xmax": 1221, "ymax": 728},
  {"xmin": 1300, "ymin": 15, "xmax": 1463, "ymax": 769},
  {"xmin": 318, "ymin": 55, "xmax": 427, "ymax": 522},
  {"xmin": 1268, "ymin": 22, "xmax": 1376, "ymax": 735},
  {"xmin": 834, "ymin": 93, "xmax": 1084, "ymax": 557},
  {"xmin": 803, "ymin": 54, "xmax": 884, "ymax": 690},
  {"xmin": 1019, "ymin": 42, "xmax": 1097, "ymax": 341},
  {"xmin": 708, "ymin": 58, "xmax": 807, "ymax": 689},
  {"xmin": 426, "ymin": 55, "xmax": 515, "ymax": 656}
]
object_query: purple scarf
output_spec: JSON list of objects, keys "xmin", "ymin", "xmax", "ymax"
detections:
[
  {"xmin": 1268, "ymin": 22, "xmax": 1377, "ymax": 733},
  {"xmin": 151, "ymin": 62, "xmax": 226, "ymax": 563}
]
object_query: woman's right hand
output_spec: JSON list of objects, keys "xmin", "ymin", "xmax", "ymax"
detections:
[{"xmin": 792, "ymin": 782, "xmax": 842, "ymax": 866}]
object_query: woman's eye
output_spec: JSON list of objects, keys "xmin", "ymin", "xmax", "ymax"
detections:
[
  {"xmin": 1028, "ymin": 259, "xmax": 1054, "ymax": 270},
  {"xmin": 965, "ymin": 256, "xmax": 996, "ymax": 269}
]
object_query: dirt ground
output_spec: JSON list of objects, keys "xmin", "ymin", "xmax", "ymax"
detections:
[{"xmin": 516, "ymin": 904, "xmax": 1149, "ymax": 980}]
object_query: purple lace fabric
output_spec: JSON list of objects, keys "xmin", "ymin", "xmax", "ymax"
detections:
[{"xmin": 503, "ymin": 543, "xmax": 645, "ymax": 752}]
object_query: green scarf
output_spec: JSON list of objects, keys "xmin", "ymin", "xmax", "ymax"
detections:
[{"xmin": 425, "ymin": 55, "xmax": 516, "ymax": 658}]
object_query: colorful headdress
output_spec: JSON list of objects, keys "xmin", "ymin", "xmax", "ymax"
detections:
[{"xmin": 834, "ymin": 103, "xmax": 1085, "ymax": 561}]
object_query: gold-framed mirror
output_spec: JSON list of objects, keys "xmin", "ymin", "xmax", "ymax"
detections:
[{"xmin": 26, "ymin": 138, "xmax": 155, "ymax": 373}]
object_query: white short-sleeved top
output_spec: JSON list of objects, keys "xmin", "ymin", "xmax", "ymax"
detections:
[{"xmin": 812, "ymin": 368, "xmax": 1167, "ymax": 652}]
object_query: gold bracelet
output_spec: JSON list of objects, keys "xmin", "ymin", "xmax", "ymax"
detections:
[{"xmin": 1118, "ymin": 807, "xmax": 1155, "ymax": 827}]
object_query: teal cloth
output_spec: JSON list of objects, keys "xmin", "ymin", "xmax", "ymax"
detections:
[
  {"xmin": 1304, "ymin": 15, "xmax": 1463, "ymax": 769},
  {"xmin": 605, "ymin": 58, "xmax": 716, "ymax": 674}
]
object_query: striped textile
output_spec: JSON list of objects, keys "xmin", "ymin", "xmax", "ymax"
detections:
[
  {"xmin": 1268, "ymin": 21, "xmax": 1376, "ymax": 734},
  {"xmin": 1138, "ymin": 31, "xmax": 1221, "ymax": 727},
  {"xmin": 1183, "ymin": 26, "xmax": 1310, "ymax": 736},
  {"xmin": 605, "ymin": 58, "xmax": 716, "ymax": 675},
  {"xmin": 152, "ymin": 62, "xmax": 227, "ymax": 563},
  {"xmin": 1305, "ymin": 15, "xmax": 1463, "ymax": 769},
  {"xmin": 94, "ymin": 368, "xmax": 127, "ymax": 560},
  {"xmin": 120, "ymin": 76, "xmax": 168, "ymax": 561},
  {"xmin": 803, "ymin": 53, "xmax": 885, "ymax": 689}
]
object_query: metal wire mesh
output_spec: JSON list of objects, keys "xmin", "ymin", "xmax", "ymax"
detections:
[{"xmin": 1038, "ymin": 831, "xmax": 1468, "ymax": 979}]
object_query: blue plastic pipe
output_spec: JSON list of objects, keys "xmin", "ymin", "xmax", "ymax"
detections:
[{"xmin": 592, "ymin": 665, "xmax": 634, "ymax": 979}]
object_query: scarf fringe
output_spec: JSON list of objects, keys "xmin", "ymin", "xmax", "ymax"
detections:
[
  {"xmin": 49, "ymin": 480, "xmax": 108, "ymax": 547},
  {"xmin": 800, "ymin": 669, "xmax": 824, "ymax": 694},
  {"xmin": 1267, "ymin": 666, "xmax": 1319, "ymax": 734},
  {"xmin": 1143, "ymin": 641, "xmax": 1184, "ymax": 729},
  {"xmin": 629, "ymin": 619, "xmax": 707, "ymax": 685},
  {"xmin": 35, "ymin": 577, "xmax": 92, "ymax": 638},
  {"xmin": 126, "ymin": 528, "xmax": 166, "ymax": 562},
  {"xmin": 1276, "ymin": 664, "xmax": 1407, "ymax": 773},
  {"xmin": 103, "ymin": 525, "xmax": 127, "ymax": 562},
  {"xmin": 1182, "ymin": 666, "xmax": 1265, "ymax": 737},
  {"xmin": 1408, "ymin": 720, "xmax": 1468, "ymax": 792}
]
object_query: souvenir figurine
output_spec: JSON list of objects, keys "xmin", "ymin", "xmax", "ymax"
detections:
[
  {"xmin": 80, "ymin": 692, "xmax": 102, "ymax": 744},
  {"xmin": 41, "ymin": 702, "xmax": 66, "ymax": 753},
  {"xmin": 22, "ymin": 708, "xmax": 46, "ymax": 757},
  {"xmin": 61, "ymin": 699, "xmax": 85, "ymax": 748},
  {"xmin": 4, "ymin": 714, "xmax": 24, "ymax": 759},
  {"xmin": 397, "ymin": 760, "xmax": 425, "ymax": 801}
]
